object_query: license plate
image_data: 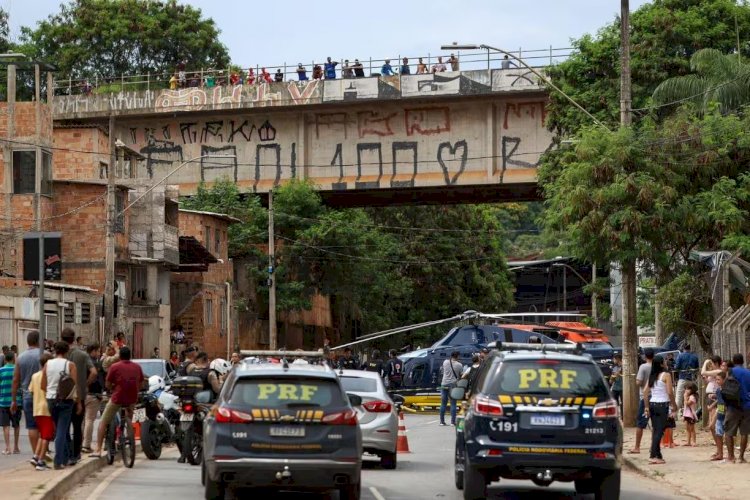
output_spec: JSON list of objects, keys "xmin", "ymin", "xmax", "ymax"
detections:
[
  {"xmin": 132, "ymin": 408, "xmax": 146, "ymax": 423},
  {"xmin": 269, "ymin": 426, "xmax": 305, "ymax": 437},
  {"xmin": 180, "ymin": 413, "xmax": 194, "ymax": 422},
  {"xmin": 530, "ymin": 414, "xmax": 566, "ymax": 426}
]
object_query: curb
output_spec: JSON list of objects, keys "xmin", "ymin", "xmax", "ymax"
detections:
[{"xmin": 35, "ymin": 456, "xmax": 107, "ymax": 500}]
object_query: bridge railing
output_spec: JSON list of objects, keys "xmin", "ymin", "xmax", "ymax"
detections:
[{"xmin": 53, "ymin": 46, "xmax": 572, "ymax": 96}]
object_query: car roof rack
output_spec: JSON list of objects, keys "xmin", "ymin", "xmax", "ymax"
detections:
[{"xmin": 492, "ymin": 342, "xmax": 585, "ymax": 355}]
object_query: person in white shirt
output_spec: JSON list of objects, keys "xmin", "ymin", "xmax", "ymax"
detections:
[{"xmin": 439, "ymin": 351, "xmax": 463, "ymax": 426}]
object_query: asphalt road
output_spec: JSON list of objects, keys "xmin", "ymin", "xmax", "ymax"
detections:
[{"xmin": 65, "ymin": 414, "xmax": 686, "ymax": 500}]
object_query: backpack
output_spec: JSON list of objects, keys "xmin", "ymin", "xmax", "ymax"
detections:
[
  {"xmin": 56, "ymin": 361, "xmax": 76, "ymax": 401},
  {"xmin": 388, "ymin": 359, "xmax": 403, "ymax": 383},
  {"xmin": 723, "ymin": 373, "xmax": 742, "ymax": 408}
]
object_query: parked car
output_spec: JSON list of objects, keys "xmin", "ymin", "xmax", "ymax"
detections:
[{"xmin": 338, "ymin": 369, "xmax": 399, "ymax": 469}]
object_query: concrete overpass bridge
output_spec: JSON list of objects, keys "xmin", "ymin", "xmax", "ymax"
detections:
[{"xmin": 52, "ymin": 68, "xmax": 553, "ymax": 206}]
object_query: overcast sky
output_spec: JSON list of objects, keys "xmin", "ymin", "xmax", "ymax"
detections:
[{"xmin": 2, "ymin": 0, "xmax": 652, "ymax": 69}]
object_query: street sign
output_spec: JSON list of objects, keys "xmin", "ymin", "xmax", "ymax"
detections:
[{"xmin": 638, "ymin": 336, "xmax": 656, "ymax": 347}]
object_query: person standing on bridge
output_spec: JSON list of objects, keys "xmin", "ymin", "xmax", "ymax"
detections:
[
  {"xmin": 324, "ymin": 57, "xmax": 338, "ymax": 79},
  {"xmin": 296, "ymin": 64, "xmax": 308, "ymax": 81},
  {"xmin": 432, "ymin": 56, "xmax": 447, "ymax": 73},
  {"xmin": 416, "ymin": 58, "xmax": 427, "ymax": 74},
  {"xmin": 448, "ymin": 53, "xmax": 459, "ymax": 71},
  {"xmin": 400, "ymin": 57, "xmax": 411, "ymax": 75}
]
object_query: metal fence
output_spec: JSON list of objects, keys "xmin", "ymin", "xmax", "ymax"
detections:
[{"xmin": 52, "ymin": 46, "xmax": 573, "ymax": 96}]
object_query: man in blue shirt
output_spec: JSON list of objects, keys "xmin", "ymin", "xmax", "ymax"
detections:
[
  {"xmin": 324, "ymin": 57, "xmax": 338, "ymax": 79},
  {"xmin": 381, "ymin": 59, "xmax": 394, "ymax": 76},
  {"xmin": 675, "ymin": 344, "xmax": 699, "ymax": 410},
  {"xmin": 725, "ymin": 353, "xmax": 750, "ymax": 463}
]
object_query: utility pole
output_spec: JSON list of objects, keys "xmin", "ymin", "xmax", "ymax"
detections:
[
  {"xmin": 268, "ymin": 189, "xmax": 277, "ymax": 350},
  {"xmin": 620, "ymin": 0, "xmax": 639, "ymax": 427},
  {"xmin": 104, "ymin": 114, "xmax": 116, "ymax": 342},
  {"xmin": 591, "ymin": 263, "xmax": 598, "ymax": 322}
]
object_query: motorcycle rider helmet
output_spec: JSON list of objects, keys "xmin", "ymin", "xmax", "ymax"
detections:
[
  {"xmin": 210, "ymin": 358, "xmax": 232, "ymax": 376},
  {"xmin": 148, "ymin": 375, "xmax": 165, "ymax": 394}
]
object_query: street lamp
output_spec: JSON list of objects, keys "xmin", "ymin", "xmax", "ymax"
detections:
[
  {"xmin": 120, "ymin": 154, "xmax": 237, "ymax": 214},
  {"xmin": 552, "ymin": 260, "xmax": 598, "ymax": 321},
  {"xmin": 440, "ymin": 42, "xmax": 608, "ymax": 130}
]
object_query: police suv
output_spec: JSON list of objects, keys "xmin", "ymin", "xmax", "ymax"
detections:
[
  {"xmin": 202, "ymin": 351, "xmax": 362, "ymax": 500},
  {"xmin": 453, "ymin": 342, "xmax": 622, "ymax": 500}
]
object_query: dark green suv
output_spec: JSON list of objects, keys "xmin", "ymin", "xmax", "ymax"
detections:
[{"xmin": 453, "ymin": 343, "xmax": 622, "ymax": 500}]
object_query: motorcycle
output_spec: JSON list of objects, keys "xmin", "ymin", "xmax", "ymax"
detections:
[
  {"xmin": 178, "ymin": 389, "xmax": 212, "ymax": 466},
  {"xmin": 140, "ymin": 388, "xmax": 183, "ymax": 460}
]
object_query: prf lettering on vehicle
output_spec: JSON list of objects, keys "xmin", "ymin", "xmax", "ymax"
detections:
[
  {"xmin": 517, "ymin": 369, "xmax": 577, "ymax": 389},
  {"xmin": 256, "ymin": 384, "xmax": 319, "ymax": 401}
]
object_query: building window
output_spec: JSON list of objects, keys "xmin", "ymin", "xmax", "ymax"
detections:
[
  {"xmin": 130, "ymin": 266, "xmax": 147, "ymax": 304},
  {"xmin": 64, "ymin": 302, "xmax": 75, "ymax": 324},
  {"xmin": 204, "ymin": 226, "xmax": 211, "ymax": 250},
  {"xmin": 42, "ymin": 151, "xmax": 52, "ymax": 195},
  {"xmin": 13, "ymin": 150, "xmax": 36, "ymax": 194},
  {"xmin": 81, "ymin": 303, "xmax": 91, "ymax": 324},
  {"xmin": 114, "ymin": 191, "xmax": 125, "ymax": 233},
  {"xmin": 205, "ymin": 298, "xmax": 213, "ymax": 326},
  {"xmin": 215, "ymin": 229, "xmax": 221, "ymax": 254}
]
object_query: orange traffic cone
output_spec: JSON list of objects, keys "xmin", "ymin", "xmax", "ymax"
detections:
[
  {"xmin": 396, "ymin": 411, "xmax": 410, "ymax": 454},
  {"xmin": 661, "ymin": 427, "xmax": 672, "ymax": 447}
]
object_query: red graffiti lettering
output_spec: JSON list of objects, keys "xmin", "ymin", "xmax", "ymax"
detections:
[
  {"xmin": 404, "ymin": 107, "xmax": 451, "ymax": 136},
  {"xmin": 503, "ymin": 102, "xmax": 547, "ymax": 129},
  {"xmin": 357, "ymin": 111, "xmax": 397, "ymax": 138}
]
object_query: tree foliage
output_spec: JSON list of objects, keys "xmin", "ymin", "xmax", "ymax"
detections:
[
  {"xmin": 21, "ymin": 0, "xmax": 230, "ymax": 80},
  {"xmin": 546, "ymin": 0, "xmax": 750, "ymax": 135}
]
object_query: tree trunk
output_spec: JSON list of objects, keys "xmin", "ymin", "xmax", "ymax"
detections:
[
  {"xmin": 654, "ymin": 290, "xmax": 667, "ymax": 345},
  {"xmin": 621, "ymin": 259, "xmax": 638, "ymax": 427}
]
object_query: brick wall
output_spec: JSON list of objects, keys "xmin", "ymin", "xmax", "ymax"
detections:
[{"xmin": 53, "ymin": 128, "xmax": 109, "ymax": 181}]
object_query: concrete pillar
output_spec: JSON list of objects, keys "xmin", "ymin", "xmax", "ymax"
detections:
[{"xmin": 146, "ymin": 264, "xmax": 158, "ymax": 304}]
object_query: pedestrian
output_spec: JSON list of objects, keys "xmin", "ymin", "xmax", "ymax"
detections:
[
  {"xmin": 610, "ymin": 354, "xmax": 623, "ymax": 415},
  {"xmin": 724, "ymin": 353, "xmax": 750, "ymax": 463},
  {"xmin": 178, "ymin": 346, "xmax": 199, "ymax": 376},
  {"xmin": 710, "ymin": 369, "xmax": 727, "ymax": 461},
  {"xmin": 642, "ymin": 355, "xmax": 678, "ymax": 465},
  {"xmin": 151, "ymin": 347, "xmax": 160, "ymax": 359},
  {"xmin": 0, "ymin": 346, "xmax": 8, "ymax": 367},
  {"xmin": 101, "ymin": 341, "xmax": 120, "ymax": 373},
  {"xmin": 188, "ymin": 73, "xmax": 200, "ymax": 87},
  {"xmin": 260, "ymin": 67, "xmax": 272, "ymax": 84},
  {"xmin": 274, "ymin": 68, "xmax": 284, "ymax": 82},
  {"xmin": 628, "ymin": 348, "xmax": 654, "ymax": 454},
  {"xmin": 702, "ymin": 355, "xmax": 723, "ymax": 448},
  {"xmin": 205, "ymin": 72, "xmax": 216, "ymax": 88},
  {"xmin": 362, "ymin": 349, "xmax": 383, "ymax": 376},
  {"xmin": 10, "ymin": 330, "xmax": 41, "ymax": 459},
  {"xmin": 461, "ymin": 353, "xmax": 481, "ymax": 384},
  {"xmin": 432, "ymin": 56, "xmax": 447, "ymax": 73},
  {"xmin": 246, "ymin": 68, "xmax": 256, "ymax": 85},
  {"xmin": 168, "ymin": 351, "xmax": 180, "ymax": 373},
  {"xmin": 229, "ymin": 71, "xmax": 240, "ymax": 86},
  {"xmin": 501, "ymin": 55, "xmax": 516, "ymax": 69},
  {"xmin": 682, "ymin": 381, "xmax": 698, "ymax": 446},
  {"xmin": 62, "ymin": 328, "xmax": 95, "ymax": 465},
  {"xmin": 29, "ymin": 352, "xmax": 53, "ymax": 470},
  {"xmin": 115, "ymin": 332, "xmax": 127, "ymax": 349},
  {"xmin": 439, "ymin": 351, "xmax": 462, "ymax": 426},
  {"xmin": 400, "ymin": 57, "xmax": 411, "ymax": 75},
  {"xmin": 337, "ymin": 347, "xmax": 358, "ymax": 370},
  {"xmin": 0, "ymin": 351, "xmax": 21, "ymax": 454},
  {"xmin": 312, "ymin": 64, "xmax": 323, "ymax": 80},
  {"xmin": 82, "ymin": 343, "xmax": 103, "ymax": 454},
  {"xmin": 675, "ymin": 344, "xmax": 699, "ymax": 413},
  {"xmin": 383, "ymin": 349, "xmax": 404, "ymax": 390},
  {"xmin": 178, "ymin": 66, "xmax": 187, "ymax": 87},
  {"xmin": 41, "ymin": 341, "xmax": 78, "ymax": 470},
  {"xmin": 342, "ymin": 60, "xmax": 354, "ymax": 79},
  {"xmin": 230, "ymin": 352, "xmax": 241, "ymax": 366},
  {"xmin": 168, "ymin": 73, "xmax": 178, "ymax": 90},
  {"xmin": 448, "ymin": 53, "xmax": 459, "ymax": 71},
  {"xmin": 381, "ymin": 59, "xmax": 394, "ymax": 76},
  {"xmin": 324, "ymin": 57, "xmax": 338, "ymax": 79},
  {"xmin": 416, "ymin": 57, "xmax": 427, "ymax": 74},
  {"xmin": 353, "ymin": 59, "xmax": 365, "ymax": 78},
  {"xmin": 296, "ymin": 64, "xmax": 308, "ymax": 81}
]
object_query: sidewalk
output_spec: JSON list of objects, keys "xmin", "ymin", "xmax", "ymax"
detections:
[
  {"xmin": 623, "ymin": 422, "xmax": 748, "ymax": 500},
  {"xmin": 5, "ymin": 454, "xmax": 104, "ymax": 500}
]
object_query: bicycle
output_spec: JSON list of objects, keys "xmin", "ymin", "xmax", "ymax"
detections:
[{"xmin": 104, "ymin": 398, "xmax": 139, "ymax": 468}]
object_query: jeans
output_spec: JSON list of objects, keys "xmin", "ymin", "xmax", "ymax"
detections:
[
  {"xmin": 649, "ymin": 402, "xmax": 670, "ymax": 460},
  {"xmin": 49, "ymin": 399, "xmax": 74, "ymax": 467},
  {"xmin": 68, "ymin": 406, "xmax": 84, "ymax": 460},
  {"xmin": 440, "ymin": 387, "xmax": 457, "ymax": 424}
]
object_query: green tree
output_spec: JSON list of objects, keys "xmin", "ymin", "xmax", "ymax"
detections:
[
  {"xmin": 22, "ymin": 0, "xmax": 230, "ymax": 81},
  {"xmin": 546, "ymin": 0, "xmax": 750, "ymax": 135},
  {"xmin": 653, "ymin": 48, "xmax": 750, "ymax": 113}
]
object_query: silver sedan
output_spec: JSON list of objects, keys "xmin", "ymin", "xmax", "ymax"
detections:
[{"xmin": 339, "ymin": 369, "xmax": 400, "ymax": 469}]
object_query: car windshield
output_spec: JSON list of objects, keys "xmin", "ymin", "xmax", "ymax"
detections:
[
  {"xmin": 229, "ymin": 377, "xmax": 346, "ymax": 408},
  {"xmin": 339, "ymin": 376, "xmax": 378, "ymax": 393},
  {"xmin": 135, "ymin": 360, "xmax": 164, "ymax": 378},
  {"xmin": 484, "ymin": 359, "xmax": 609, "ymax": 399}
]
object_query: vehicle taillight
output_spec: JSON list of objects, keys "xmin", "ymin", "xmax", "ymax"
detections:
[
  {"xmin": 182, "ymin": 403, "xmax": 194, "ymax": 413},
  {"xmin": 363, "ymin": 400, "xmax": 392, "ymax": 413},
  {"xmin": 322, "ymin": 410, "xmax": 358, "ymax": 425},
  {"xmin": 592, "ymin": 400, "xmax": 618, "ymax": 419},
  {"xmin": 536, "ymin": 359, "xmax": 560, "ymax": 365},
  {"xmin": 473, "ymin": 396, "xmax": 503, "ymax": 417},
  {"xmin": 213, "ymin": 406, "xmax": 253, "ymax": 424}
]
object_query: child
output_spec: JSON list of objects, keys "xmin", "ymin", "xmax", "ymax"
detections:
[
  {"xmin": 710, "ymin": 371, "xmax": 727, "ymax": 461},
  {"xmin": 682, "ymin": 381, "xmax": 698, "ymax": 446},
  {"xmin": 28, "ymin": 352, "xmax": 54, "ymax": 470}
]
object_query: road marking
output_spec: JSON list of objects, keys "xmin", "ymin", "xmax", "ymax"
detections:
[
  {"xmin": 369, "ymin": 486, "xmax": 387, "ymax": 500},
  {"xmin": 85, "ymin": 463, "xmax": 127, "ymax": 500}
]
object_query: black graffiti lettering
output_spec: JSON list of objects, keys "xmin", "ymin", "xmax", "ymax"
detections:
[
  {"xmin": 139, "ymin": 140, "xmax": 184, "ymax": 179},
  {"xmin": 255, "ymin": 143, "xmax": 282, "ymax": 191},
  {"xmin": 290, "ymin": 142, "xmax": 297, "ymax": 179},
  {"xmin": 437, "ymin": 140, "xmax": 468, "ymax": 185},
  {"xmin": 391, "ymin": 142, "xmax": 418, "ymax": 188},
  {"xmin": 200, "ymin": 121, "xmax": 224, "ymax": 142},
  {"xmin": 179, "ymin": 122, "xmax": 198, "ymax": 144},
  {"xmin": 228, "ymin": 119, "xmax": 253, "ymax": 142},
  {"xmin": 330, "ymin": 143, "xmax": 347, "ymax": 190},
  {"xmin": 161, "ymin": 125, "xmax": 171, "ymax": 140},
  {"xmin": 145, "ymin": 127, "xmax": 156, "ymax": 142},
  {"xmin": 356, "ymin": 143, "xmax": 383, "ymax": 189},
  {"xmin": 258, "ymin": 120, "xmax": 277, "ymax": 142},
  {"xmin": 200, "ymin": 145, "xmax": 238, "ymax": 182},
  {"xmin": 129, "ymin": 128, "xmax": 138, "ymax": 144},
  {"xmin": 500, "ymin": 136, "xmax": 553, "ymax": 183}
]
